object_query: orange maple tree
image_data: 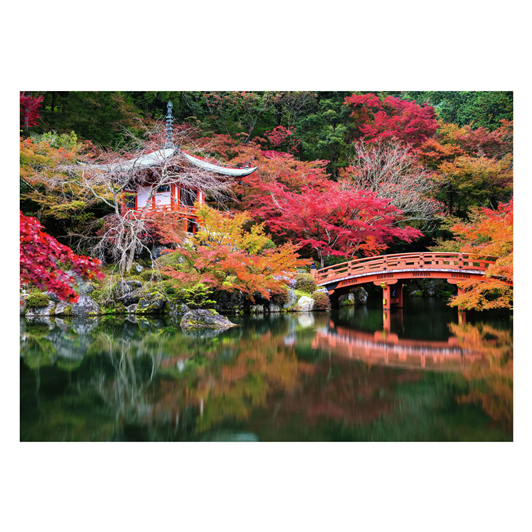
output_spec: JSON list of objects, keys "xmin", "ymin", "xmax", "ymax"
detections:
[
  {"xmin": 159, "ymin": 204, "xmax": 311, "ymax": 301},
  {"xmin": 447, "ymin": 200, "xmax": 513, "ymax": 310}
]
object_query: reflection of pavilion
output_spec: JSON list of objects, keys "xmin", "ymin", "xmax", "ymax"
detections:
[{"xmin": 311, "ymin": 324, "xmax": 485, "ymax": 371}]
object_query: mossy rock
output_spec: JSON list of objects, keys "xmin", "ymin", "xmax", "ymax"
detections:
[
  {"xmin": 26, "ymin": 293, "xmax": 50, "ymax": 309},
  {"xmin": 136, "ymin": 291, "xmax": 167, "ymax": 314},
  {"xmin": 180, "ymin": 309, "xmax": 237, "ymax": 330}
]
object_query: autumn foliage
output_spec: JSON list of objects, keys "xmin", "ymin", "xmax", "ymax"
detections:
[
  {"xmin": 447, "ymin": 200, "xmax": 513, "ymax": 310},
  {"xmin": 160, "ymin": 204, "xmax": 311, "ymax": 301},
  {"xmin": 20, "ymin": 93, "xmax": 43, "ymax": 131},
  {"xmin": 344, "ymin": 93, "xmax": 439, "ymax": 147},
  {"xmin": 247, "ymin": 179, "xmax": 422, "ymax": 267},
  {"xmin": 20, "ymin": 213, "xmax": 103, "ymax": 302}
]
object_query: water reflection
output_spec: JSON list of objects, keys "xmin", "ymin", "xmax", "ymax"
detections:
[{"xmin": 20, "ymin": 302, "xmax": 513, "ymax": 441}]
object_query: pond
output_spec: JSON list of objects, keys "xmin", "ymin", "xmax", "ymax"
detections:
[{"xmin": 20, "ymin": 298, "xmax": 513, "ymax": 441}]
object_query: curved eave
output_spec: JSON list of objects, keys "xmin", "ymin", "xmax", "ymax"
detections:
[
  {"xmin": 79, "ymin": 148, "xmax": 176, "ymax": 172},
  {"xmin": 182, "ymin": 152, "xmax": 257, "ymax": 177}
]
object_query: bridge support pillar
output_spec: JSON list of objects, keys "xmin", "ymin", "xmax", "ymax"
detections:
[{"xmin": 381, "ymin": 282, "xmax": 392, "ymax": 310}]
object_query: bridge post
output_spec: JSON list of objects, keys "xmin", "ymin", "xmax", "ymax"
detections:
[{"xmin": 381, "ymin": 282, "xmax": 391, "ymax": 310}]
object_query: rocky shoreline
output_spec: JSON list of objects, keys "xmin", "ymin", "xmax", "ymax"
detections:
[{"xmin": 21, "ymin": 271, "xmax": 452, "ymax": 321}]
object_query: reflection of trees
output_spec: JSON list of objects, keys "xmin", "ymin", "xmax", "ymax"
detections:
[
  {"xmin": 21, "ymin": 312, "xmax": 513, "ymax": 441},
  {"xmin": 449, "ymin": 322, "xmax": 512, "ymax": 431},
  {"xmin": 156, "ymin": 327, "xmax": 304, "ymax": 435}
]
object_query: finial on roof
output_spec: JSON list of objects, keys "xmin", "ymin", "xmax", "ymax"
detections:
[{"xmin": 165, "ymin": 101, "xmax": 174, "ymax": 149}]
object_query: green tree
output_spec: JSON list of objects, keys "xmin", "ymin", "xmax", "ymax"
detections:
[{"xmin": 402, "ymin": 91, "xmax": 513, "ymax": 130}]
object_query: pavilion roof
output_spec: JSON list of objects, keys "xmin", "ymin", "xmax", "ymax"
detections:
[{"xmin": 80, "ymin": 148, "xmax": 257, "ymax": 177}]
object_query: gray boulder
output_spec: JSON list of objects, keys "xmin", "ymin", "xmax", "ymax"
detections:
[
  {"xmin": 180, "ymin": 309, "xmax": 238, "ymax": 330},
  {"xmin": 295, "ymin": 296, "xmax": 314, "ymax": 312},
  {"xmin": 283, "ymin": 289, "xmax": 298, "ymax": 310},
  {"xmin": 71, "ymin": 295, "xmax": 100, "ymax": 316},
  {"xmin": 136, "ymin": 292, "xmax": 167, "ymax": 314},
  {"xmin": 25, "ymin": 301, "xmax": 56, "ymax": 317},
  {"xmin": 250, "ymin": 304, "xmax": 265, "ymax": 314},
  {"xmin": 353, "ymin": 287, "xmax": 368, "ymax": 304},
  {"xmin": 55, "ymin": 302, "xmax": 71, "ymax": 315},
  {"xmin": 168, "ymin": 302, "xmax": 190, "ymax": 316},
  {"xmin": 339, "ymin": 293, "xmax": 355, "ymax": 307},
  {"xmin": 268, "ymin": 303, "xmax": 281, "ymax": 313},
  {"xmin": 120, "ymin": 289, "xmax": 144, "ymax": 306}
]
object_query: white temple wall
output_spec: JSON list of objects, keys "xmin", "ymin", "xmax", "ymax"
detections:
[
  {"xmin": 137, "ymin": 186, "xmax": 152, "ymax": 208},
  {"xmin": 155, "ymin": 188, "xmax": 171, "ymax": 206}
]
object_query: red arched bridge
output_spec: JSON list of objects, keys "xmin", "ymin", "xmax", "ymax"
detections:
[{"xmin": 310, "ymin": 252, "xmax": 506, "ymax": 310}]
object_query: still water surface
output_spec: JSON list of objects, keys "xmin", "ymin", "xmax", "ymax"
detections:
[{"xmin": 20, "ymin": 298, "xmax": 512, "ymax": 441}]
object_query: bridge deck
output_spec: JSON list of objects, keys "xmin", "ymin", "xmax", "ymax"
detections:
[{"xmin": 313, "ymin": 252, "xmax": 497, "ymax": 288}]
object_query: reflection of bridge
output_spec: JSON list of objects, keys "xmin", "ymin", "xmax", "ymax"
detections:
[
  {"xmin": 311, "ymin": 252, "xmax": 506, "ymax": 309},
  {"xmin": 311, "ymin": 326, "xmax": 484, "ymax": 371}
]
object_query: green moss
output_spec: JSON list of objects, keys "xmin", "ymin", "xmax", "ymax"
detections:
[
  {"xmin": 295, "ymin": 273, "xmax": 317, "ymax": 293},
  {"xmin": 27, "ymin": 293, "xmax": 50, "ymax": 309},
  {"xmin": 294, "ymin": 289, "xmax": 311, "ymax": 299}
]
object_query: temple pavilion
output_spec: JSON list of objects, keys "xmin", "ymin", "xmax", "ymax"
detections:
[{"xmin": 83, "ymin": 102, "xmax": 257, "ymax": 233}]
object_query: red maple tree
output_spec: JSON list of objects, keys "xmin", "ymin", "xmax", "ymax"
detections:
[
  {"xmin": 248, "ymin": 180, "xmax": 422, "ymax": 267},
  {"xmin": 344, "ymin": 93, "xmax": 439, "ymax": 147},
  {"xmin": 20, "ymin": 213, "xmax": 103, "ymax": 302},
  {"xmin": 20, "ymin": 93, "xmax": 43, "ymax": 131}
]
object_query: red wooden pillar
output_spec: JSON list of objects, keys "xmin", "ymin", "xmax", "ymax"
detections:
[{"xmin": 381, "ymin": 282, "xmax": 391, "ymax": 310}]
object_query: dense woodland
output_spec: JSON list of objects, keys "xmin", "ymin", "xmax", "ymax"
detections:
[{"xmin": 20, "ymin": 91, "xmax": 513, "ymax": 311}]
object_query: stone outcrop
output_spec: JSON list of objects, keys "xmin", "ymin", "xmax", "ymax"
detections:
[
  {"xmin": 283, "ymin": 290, "xmax": 298, "ymax": 310},
  {"xmin": 25, "ymin": 300, "xmax": 56, "ymax": 317},
  {"xmin": 353, "ymin": 287, "xmax": 368, "ymax": 304},
  {"xmin": 136, "ymin": 292, "xmax": 166, "ymax": 314},
  {"xmin": 180, "ymin": 309, "xmax": 238, "ymax": 330},
  {"xmin": 71, "ymin": 295, "xmax": 100, "ymax": 316},
  {"xmin": 294, "ymin": 296, "xmax": 314, "ymax": 312},
  {"xmin": 339, "ymin": 287, "xmax": 368, "ymax": 306}
]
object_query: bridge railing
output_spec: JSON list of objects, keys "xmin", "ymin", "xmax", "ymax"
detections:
[{"xmin": 313, "ymin": 252, "xmax": 497, "ymax": 285}]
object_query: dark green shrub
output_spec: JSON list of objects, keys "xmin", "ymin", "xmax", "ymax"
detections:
[
  {"xmin": 26, "ymin": 293, "xmax": 50, "ymax": 309},
  {"xmin": 295, "ymin": 273, "xmax": 317, "ymax": 294},
  {"xmin": 271, "ymin": 289, "xmax": 289, "ymax": 306},
  {"xmin": 311, "ymin": 291, "xmax": 331, "ymax": 310},
  {"xmin": 165, "ymin": 285, "xmax": 177, "ymax": 295}
]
